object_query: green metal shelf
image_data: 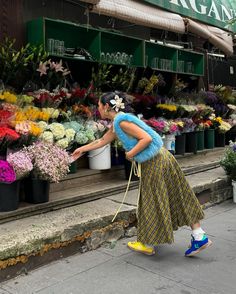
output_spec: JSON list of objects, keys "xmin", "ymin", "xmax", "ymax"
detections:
[{"xmin": 27, "ymin": 17, "xmax": 204, "ymax": 76}]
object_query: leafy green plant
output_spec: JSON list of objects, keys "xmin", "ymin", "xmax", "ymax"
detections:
[
  {"xmin": 0, "ymin": 38, "xmax": 48, "ymax": 92},
  {"xmin": 220, "ymin": 141, "xmax": 236, "ymax": 181},
  {"xmin": 91, "ymin": 63, "xmax": 112, "ymax": 95},
  {"xmin": 110, "ymin": 67, "xmax": 136, "ymax": 92}
]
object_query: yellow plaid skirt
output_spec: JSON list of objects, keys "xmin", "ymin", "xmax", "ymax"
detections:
[{"xmin": 137, "ymin": 147, "xmax": 204, "ymax": 245}]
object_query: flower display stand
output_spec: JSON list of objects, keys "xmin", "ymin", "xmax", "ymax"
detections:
[
  {"xmin": 205, "ymin": 129, "xmax": 215, "ymax": 149},
  {"xmin": 175, "ymin": 134, "xmax": 186, "ymax": 155},
  {"xmin": 215, "ymin": 131, "xmax": 225, "ymax": 147},
  {"xmin": 185, "ymin": 132, "xmax": 197, "ymax": 154},
  {"xmin": 0, "ymin": 181, "xmax": 20, "ymax": 211},
  {"xmin": 24, "ymin": 178, "xmax": 50, "ymax": 204},
  {"xmin": 69, "ymin": 160, "xmax": 78, "ymax": 174},
  {"xmin": 197, "ymin": 130, "xmax": 205, "ymax": 151}
]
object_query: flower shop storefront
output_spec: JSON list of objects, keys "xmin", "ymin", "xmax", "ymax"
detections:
[{"xmin": 0, "ymin": 4, "xmax": 236, "ymax": 215}]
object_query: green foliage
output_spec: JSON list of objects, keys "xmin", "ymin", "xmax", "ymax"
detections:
[
  {"xmin": 91, "ymin": 63, "xmax": 112, "ymax": 95},
  {"xmin": 220, "ymin": 143, "xmax": 236, "ymax": 181},
  {"xmin": 0, "ymin": 38, "xmax": 48, "ymax": 92},
  {"xmin": 110, "ymin": 67, "xmax": 136, "ymax": 92}
]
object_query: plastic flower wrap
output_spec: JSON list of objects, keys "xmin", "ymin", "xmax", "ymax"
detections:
[
  {"xmin": 220, "ymin": 141, "xmax": 236, "ymax": 180},
  {"xmin": 25, "ymin": 141, "xmax": 70, "ymax": 183},
  {"xmin": 0, "ymin": 160, "xmax": 16, "ymax": 183},
  {"xmin": 7, "ymin": 151, "xmax": 33, "ymax": 179}
]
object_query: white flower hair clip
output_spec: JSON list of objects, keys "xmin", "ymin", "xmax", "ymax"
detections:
[{"xmin": 110, "ymin": 95, "xmax": 125, "ymax": 112}]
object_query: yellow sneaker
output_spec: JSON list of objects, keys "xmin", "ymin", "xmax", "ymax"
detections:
[{"xmin": 127, "ymin": 241, "xmax": 155, "ymax": 256}]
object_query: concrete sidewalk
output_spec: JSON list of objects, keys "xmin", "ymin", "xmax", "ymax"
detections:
[
  {"xmin": 0, "ymin": 167, "xmax": 232, "ymax": 281},
  {"xmin": 1, "ymin": 200, "xmax": 236, "ymax": 294}
]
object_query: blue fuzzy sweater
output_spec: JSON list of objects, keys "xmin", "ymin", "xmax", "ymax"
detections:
[{"xmin": 113, "ymin": 113, "xmax": 163, "ymax": 163}]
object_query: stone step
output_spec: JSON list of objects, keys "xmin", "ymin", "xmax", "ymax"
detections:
[
  {"xmin": 0, "ymin": 148, "xmax": 224, "ymax": 225},
  {"xmin": 50, "ymin": 147, "xmax": 224, "ymax": 192}
]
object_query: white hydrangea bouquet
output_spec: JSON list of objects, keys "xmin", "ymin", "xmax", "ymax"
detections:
[{"xmin": 38, "ymin": 122, "xmax": 76, "ymax": 150}]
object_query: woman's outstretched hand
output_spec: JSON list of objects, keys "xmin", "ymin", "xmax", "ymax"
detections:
[{"xmin": 71, "ymin": 147, "xmax": 84, "ymax": 162}]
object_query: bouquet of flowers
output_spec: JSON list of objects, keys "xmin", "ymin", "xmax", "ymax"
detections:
[
  {"xmin": 39, "ymin": 122, "xmax": 76, "ymax": 150},
  {"xmin": 63, "ymin": 120, "xmax": 96, "ymax": 146},
  {"xmin": 25, "ymin": 141, "xmax": 70, "ymax": 182},
  {"xmin": 36, "ymin": 59, "xmax": 70, "ymax": 91},
  {"xmin": 0, "ymin": 127, "xmax": 20, "ymax": 155},
  {"xmin": 177, "ymin": 105, "xmax": 198, "ymax": 118},
  {"xmin": 218, "ymin": 120, "xmax": 232, "ymax": 133},
  {"xmin": 181, "ymin": 118, "xmax": 196, "ymax": 133},
  {"xmin": 0, "ymin": 160, "xmax": 16, "ymax": 183},
  {"xmin": 220, "ymin": 141, "xmax": 236, "ymax": 180},
  {"xmin": 7, "ymin": 150, "xmax": 33, "ymax": 179},
  {"xmin": 156, "ymin": 104, "xmax": 177, "ymax": 119},
  {"xmin": 144, "ymin": 118, "xmax": 169, "ymax": 135}
]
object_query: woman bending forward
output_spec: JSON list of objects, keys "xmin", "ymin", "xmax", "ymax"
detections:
[{"xmin": 72, "ymin": 92, "xmax": 212, "ymax": 257}]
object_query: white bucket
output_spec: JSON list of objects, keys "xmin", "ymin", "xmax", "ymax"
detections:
[
  {"xmin": 232, "ymin": 180, "xmax": 236, "ymax": 203},
  {"xmin": 163, "ymin": 134, "xmax": 175, "ymax": 152},
  {"xmin": 88, "ymin": 144, "xmax": 111, "ymax": 170}
]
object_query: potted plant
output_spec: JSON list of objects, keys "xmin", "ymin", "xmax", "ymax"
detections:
[
  {"xmin": 24, "ymin": 141, "xmax": 70, "ymax": 203},
  {"xmin": 215, "ymin": 119, "xmax": 232, "ymax": 147},
  {"xmin": 0, "ymin": 160, "xmax": 19, "ymax": 211},
  {"xmin": 220, "ymin": 141, "xmax": 236, "ymax": 203}
]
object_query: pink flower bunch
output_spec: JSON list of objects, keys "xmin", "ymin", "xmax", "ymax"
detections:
[
  {"xmin": 144, "ymin": 118, "xmax": 169, "ymax": 134},
  {"xmin": 0, "ymin": 160, "xmax": 16, "ymax": 183},
  {"xmin": 7, "ymin": 151, "xmax": 33, "ymax": 179},
  {"xmin": 168, "ymin": 121, "xmax": 179, "ymax": 134},
  {"xmin": 26, "ymin": 141, "xmax": 70, "ymax": 182},
  {"xmin": 15, "ymin": 122, "xmax": 31, "ymax": 135}
]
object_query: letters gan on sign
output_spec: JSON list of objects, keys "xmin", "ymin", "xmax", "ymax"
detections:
[{"xmin": 144, "ymin": 0, "xmax": 236, "ymax": 31}]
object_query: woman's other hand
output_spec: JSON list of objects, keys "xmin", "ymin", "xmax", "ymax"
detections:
[{"xmin": 125, "ymin": 151, "xmax": 133, "ymax": 161}]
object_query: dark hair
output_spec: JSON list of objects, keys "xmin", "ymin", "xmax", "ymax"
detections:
[{"xmin": 100, "ymin": 91, "xmax": 131, "ymax": 113}]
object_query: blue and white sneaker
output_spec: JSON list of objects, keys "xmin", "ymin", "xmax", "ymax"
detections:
[{"xmin": 185, "ymin": 234, "xmax": 212, "ymax": 257}]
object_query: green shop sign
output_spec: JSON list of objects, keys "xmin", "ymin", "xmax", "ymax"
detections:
[{"xmin": 143, "ymin": 0, "xmax": 236, "ymax": 31}]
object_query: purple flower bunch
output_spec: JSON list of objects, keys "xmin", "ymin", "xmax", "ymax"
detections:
[
  {"xmin": 0, "ymin": 160, "xmax": 16, "ymax": 183},
  {"xmin": 26, "ymin": 141, "xmax": 70, "ymax": 183},
  {"xmin": 7, "ymin": 151, "xmax": 33, "ymax": 180},
  {"xmin": 182, "ymin": 118, "xmax": 196, "ymax": 133}
]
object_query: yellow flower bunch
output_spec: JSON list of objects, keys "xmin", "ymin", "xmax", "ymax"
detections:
[
  {"xmin": 0, "ymin": 91, "xmax": 17, "ymax": 103},
  {"xmin": 14, "ymin": 111, "xmax": 27, "ymax": 122},
  {"xmin": 29, "ymin": 122, "xmax": 42, "ymax": 136},
  {"xmin": 157, "ymin": 104, "xmax": 177, "ymax": 112},
  {"xmin": 24, "ymin": 107, "xmax": 41, "ymax": 121},
  {"xmin": 38, "ymin": 111, "xmax": 50, "ymax": 121},
  {"xmin": 214, "ymin": 117, "xmax": 223, "ymax": 124}
]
